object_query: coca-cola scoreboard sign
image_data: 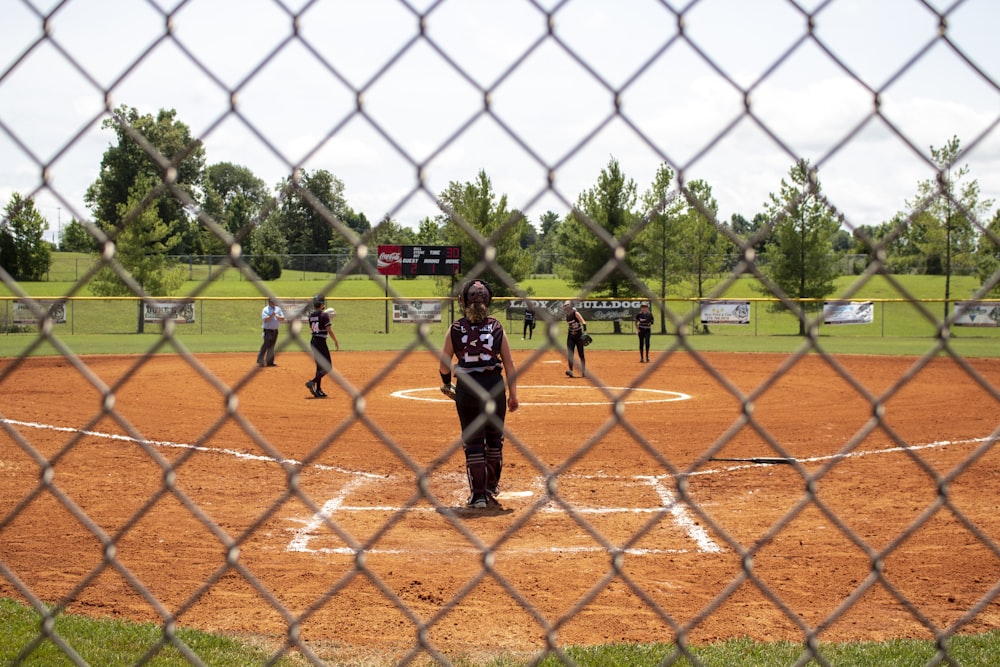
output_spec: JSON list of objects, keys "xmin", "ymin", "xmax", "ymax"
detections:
[{"xmin": 376, "ymin": 245, "xmax": 461, "ymax": 276}]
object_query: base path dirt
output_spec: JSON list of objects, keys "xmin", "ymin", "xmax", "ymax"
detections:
[{"xmin": 2, "ymin": 349, "xmax": 999, "ymax": 659}]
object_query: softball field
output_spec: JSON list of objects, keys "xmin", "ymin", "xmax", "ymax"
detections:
[{"xmin": 1, "ymin": 349, "xmax": 999, "ymax": 659}]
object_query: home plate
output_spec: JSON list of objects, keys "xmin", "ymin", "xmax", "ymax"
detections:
[{"xmin": 497, "ymin": 490, "xmax": 534, "ymax": 499}]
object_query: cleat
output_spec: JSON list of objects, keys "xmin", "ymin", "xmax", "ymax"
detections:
[
  {"xmin": 305, "ymin": 381, "xmax": 318, "ymax": 397},
  {"xmin": 565, "ymin": 370, "xmax": 573, "ymax": 378},
  {"xmin": 316, "ymin": 389, "xmax": 328, "ymax": 398},
  {"xmin": 468, "ymin": 495, "xmax": 488, "ymax": 509}
]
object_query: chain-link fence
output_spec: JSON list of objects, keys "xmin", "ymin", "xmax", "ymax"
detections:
[{"xmin": 2, "ymin": 1, "xmax": 1000, "ymax": 665}]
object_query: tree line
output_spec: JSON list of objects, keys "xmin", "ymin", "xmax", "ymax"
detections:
[{"xmin": 2, "ymin": 105, "xmax": 998, "ymax": 335}]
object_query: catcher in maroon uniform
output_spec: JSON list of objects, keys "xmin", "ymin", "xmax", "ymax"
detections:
[{"xmin": 439, "ymin": 279, "xmax": 519, "ymax": 509}]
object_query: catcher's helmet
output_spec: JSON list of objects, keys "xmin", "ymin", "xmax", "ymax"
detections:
[
  {"xmin": 312, "ymin": 294, "xmax": 326, "ymax": 308},
  {"xmin": 460, "ymin": 280, "xmax": 492, "ymax": 308}
]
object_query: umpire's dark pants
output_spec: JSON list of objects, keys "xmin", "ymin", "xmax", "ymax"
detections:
[{"xmin": 257, "ymin": 329, "xmax": 279, "ymax": 366}]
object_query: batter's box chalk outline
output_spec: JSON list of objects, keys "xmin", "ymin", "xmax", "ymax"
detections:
[{"xmin": 284, "ymin": 472, "xmax": 723, "ymax": 555}]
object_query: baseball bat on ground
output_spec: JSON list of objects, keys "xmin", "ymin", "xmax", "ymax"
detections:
[{"xmin": 708, "ymin": 457, "xmax": 795, "ymax": 465}]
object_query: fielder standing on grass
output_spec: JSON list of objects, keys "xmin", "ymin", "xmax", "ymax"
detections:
[
  {"xmin": 522, "ymin": 304, "xmax": 536, "ymax": 340},
  {"xmin": 634, "ymin": 302, "xmax": 654, "ymax": 363},
  {"xmin": 305, "ymin": 295, "xmax": 339, "ymax": 398},
  {"xmin": 439, "ymin": 279, "xmax": 519, "ymax": 509}
]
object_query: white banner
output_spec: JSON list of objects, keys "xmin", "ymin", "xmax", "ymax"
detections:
[
  {"xmin": 700, "ymin": 300, "xmax": 750, "ymax": 325},
  {"xmin": 143, "ymin": 300, "xmax": 195, "ymax": 323},
  {"xmin": 953, "ymin": 301, "xmax": 1000, "ymax": 327},
  {"xmin": 279, "ymin": 299, "xmax": 313, "ymax": 320},
  {"xmin": 13, "ymin": 300, "xmax": 66, "ymax": 324},
  {"xmin": 393, "ymin": 300, "xmax": 442, "ymax": 323},
  {"xmin": 823, "ymin": 301, "xmax": 874, "ymax": 325}
]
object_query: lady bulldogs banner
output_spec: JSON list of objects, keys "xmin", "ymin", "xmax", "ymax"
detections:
[{"xmin": 823, "ymin": 301, "xmax": 874, "ymax": 325}]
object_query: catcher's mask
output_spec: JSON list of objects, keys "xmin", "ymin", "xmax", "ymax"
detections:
[
  {"xmin": 460, "ymin": 280, "xmax": 492, "ymax": 308},
  {"xmin": 312, "ymin": 294, "xmax": 326, "ymax": 308}
]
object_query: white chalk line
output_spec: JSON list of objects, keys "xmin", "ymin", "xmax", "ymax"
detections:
[
  {"xmin": 391, "ymin": 385, "xmax": 691, "ymax": 406},
  {"xmin": 4, "ymin": 418, "xmax": 987, "ymax": 557},
  {"xmin": 0, "ymin": 418, "xmax": 380, "ymax": 479},
  {"xmin": 685, "ymin": 435, "xmax": 991, "ymax": 477}
]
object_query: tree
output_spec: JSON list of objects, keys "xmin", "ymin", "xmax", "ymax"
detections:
[
  {"xmin": 248, "ymin": 214, "xmax": 287, "ymax": 280},
  {"xmin": 414, "ymin": 217, "xmax": 443, "ymax": 245},
  {"xmin": 272, "ymin": 169, "xmax": 351, "ymax": 270},
  {"xmin": 368, "ymin": 215, "xmax": 417, "ymax": 247},
  {"xmin": 201, "ymin": 162, "xmax": 270, "ymax": 256},
  {"xmin": 85, "ymin": 105, "xmax": 205, "ymax": 256},
  {"xmin": 341, "ymin": 206, "xmax": 371, "ymax": 238},
  {"xmin": 635, "ymin": 163, "xmax": 682, "ymax": 333},
  {"xmin": 437, "ymin": 170, "xmax": 531, "ymax": 296},
  {"xmin": 1, "ymin": 193, "xmax": 51, "ymax": 280},
  {"xmin": 90, "ymin": 175, "xmax": 187, "ymax": 331},
  {"xmin": 60, "ymin": 218, "xmax": 99, "ymax": 253},
  {"xmin": 759, "ymin": 159, "xmax": 841, "ymax": 336},
  {"xmin": 974, "ymin": 210, "xmax": 1000, "ymax": 296},
  {"xmin": 899, "ymin": 136, "xmax": 992, "ymax": 319},
  {"xmin": 559, "ymin": 157, "xmax": 640, "ymax": 332},
  {"xmin": 675, "ymin": 180, "xmax": 728, "ymax": 331},
  {"xmin": 533, "ymin": 211, "xmax": 561, "ymax": 274}
]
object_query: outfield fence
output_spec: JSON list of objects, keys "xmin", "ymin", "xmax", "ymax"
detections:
[
  {"xmin": 3, "ymin": 1, "xmax": 1000, "ymax": 666},
  {"xmin": 3, "ymin": 296, "xmax": 1000, "ymax": 340}
]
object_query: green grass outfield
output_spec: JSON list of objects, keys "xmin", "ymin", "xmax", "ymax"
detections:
[{"xmin": 2, "ymin": 264, "xmax": 1000, "ymax": 358}]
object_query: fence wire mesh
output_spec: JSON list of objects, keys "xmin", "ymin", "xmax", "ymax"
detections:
[{"xmin": 2, "ymin": 0, "xmax": 1000, "ymax": 665}]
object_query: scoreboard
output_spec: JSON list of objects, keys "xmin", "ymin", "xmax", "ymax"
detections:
[{"xmin": 377, "ymin": 245, "xmax": 461, "ymax": 276}]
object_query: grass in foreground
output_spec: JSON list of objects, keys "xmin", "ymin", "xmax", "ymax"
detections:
[
  {"xmin": 0, "ymin": 599, "xmax": 306, "ymax": 666},
  {"xmin": 4, "ymin": 598, "xmax": 1000, "ymax": 666}
]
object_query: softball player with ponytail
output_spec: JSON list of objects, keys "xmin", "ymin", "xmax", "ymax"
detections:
[
  {"xmin": 564, "ymin": 300, "xmax": 587, "ymax": 378},
  {"xmin": 439, "ymin": 280, "xmax": 519, "ymax": 509}
]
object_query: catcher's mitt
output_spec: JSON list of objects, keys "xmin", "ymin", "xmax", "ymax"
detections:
[
  {"xmin": 440, "ymin": 384, "xmax": 457, "ymax": 401},
  {"xmin": 580, "ymin": 333, "xmax": 593, "ymax": 347}
]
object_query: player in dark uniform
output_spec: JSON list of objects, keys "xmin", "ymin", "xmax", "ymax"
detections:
[
  {"xmin": 439, "ymin": 280, "xmax": 519, "ymax": 509},
  {"xmin": 564, "ymin": 300, "xmax": 587, "ymax": 378},
  {"xmin": 522, "ymin": 305, "xmax": 535, "ymax": 340},
  {"xmin": 305, "ymin": 294, "xmax": 340, "ymax": 398},
  {"xmin": 634, "ymin": 302, "xmax": 654, "ymax": 363}
]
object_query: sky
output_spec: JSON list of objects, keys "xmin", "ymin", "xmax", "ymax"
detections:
[{"xmin": 1, "ymin": 0, "xmax": 998, "ymax": 246}]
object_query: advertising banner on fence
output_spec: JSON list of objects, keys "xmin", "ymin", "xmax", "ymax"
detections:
[
  {"xmin": 700, "ymin": 300, "xmax": 750, "ymax": 325},
  {"xmin": 143, "ymin": 300, "xmax": 195, "ymax": 323},
  {"xmin": 506, "ymin": 299, "xmax": 648, "ymax": 322},
  {"xmin": 823, "ymin": 301, "xmax": 874, "ymax": 325},
  {"xmin": 12, "ymin": 300, "xmax": 66, "ymax": 325},
  {"xmin": 278, "ymin": 299, "xmax": 314, "ymax": 320},
  {"xmin": 393, "ymin": 300, "xmax": 443, "ymax": 323},
  {"xmin": 953, "ymin": 301, "xmax": 1000, "ymax": 327}
]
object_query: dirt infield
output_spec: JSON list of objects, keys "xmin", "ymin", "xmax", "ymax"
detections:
[{"xmin": 2, "ymin": 348, "xmax": 1000, "ymax": 658}]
